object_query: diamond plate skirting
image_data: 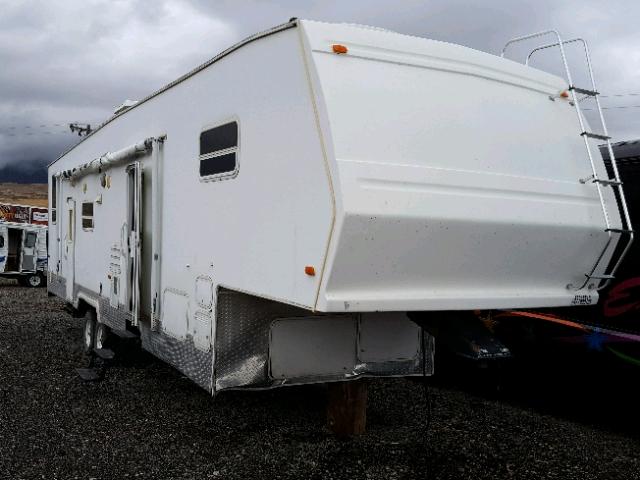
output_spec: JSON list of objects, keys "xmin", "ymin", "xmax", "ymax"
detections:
[
  {"xmin": 93, "ymin": 294, "xmax": 212, "ymax": 392},
  {"xmin": 140, "ymin": 323, "xmax": 213, "ymax": 391},
  {"xmin": 47, "ymin": 272, "xmax": 66, "ymax": 299},
  {"xmin": 71, "ymin": 284, "xmax": 130, "ymax": 332},
  {"xmin": 214, "ymin": 289, "xmax": 309, "ymax": 391},
  {"xmin": 50, "ymin": 277, "xmax": 213, "ymax": 393},
  {"xmin": 97, "ymin": 297, "xmax": 130, "ymax": 331},
  {"xmin": 51, "ymin": 276, "xmax": 432, "ymax": 395},
  {"xmin": 214, "ymin": 288, "xmax": 435, "ymax": 392}
]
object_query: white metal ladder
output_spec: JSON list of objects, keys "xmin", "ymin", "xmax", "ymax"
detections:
[{"xmin": 501, "ymin": 30, "xmax": 634, "ymax": 291}]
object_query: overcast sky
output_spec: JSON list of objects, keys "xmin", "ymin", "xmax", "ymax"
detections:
[{"xmin": 1, "ymin": 0, "xmax": 639, "ymax": 178}]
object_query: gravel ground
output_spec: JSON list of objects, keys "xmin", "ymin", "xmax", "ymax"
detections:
[{"xmin": 1, "ymin": 279, "xmax": 639, "ymax": 479}]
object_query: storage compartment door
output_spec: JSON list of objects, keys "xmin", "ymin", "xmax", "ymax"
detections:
[
  {"xmin": 21, "ymin": 230, "xmax": 37, "ymax": 271},
  {"xmin": 0, "ymin": 225, "xmax": 7, "ymax": 273},
  {"xmin": 36, "ymin": 231, "xmax": 47, "ymax": 272}
]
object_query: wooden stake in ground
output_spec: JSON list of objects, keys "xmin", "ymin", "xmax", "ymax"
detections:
[{"xmin": 327, "ymin": 380, "xmax": 368, "ymax": 436}]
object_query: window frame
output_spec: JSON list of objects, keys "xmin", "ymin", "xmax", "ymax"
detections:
[
  {"xmin": 198, "ymin": 118, "xmax": 240, "ymax": 183},
  {"xmin": 81, "ymin": 201, "xmax": 94, "ymax": 231},
  {"xmin": 51, "ymin": 176, "xmax": 57, "ymax": 224}
]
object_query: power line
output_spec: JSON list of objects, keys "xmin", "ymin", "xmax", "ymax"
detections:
[
  {"xmin": 0, "ymin": 121, "xmax": 100, "ymax": 137},
  {"xmin": 600, "ymin": 93, "xmax": 640, "ymax": 98},
  {"xmin": 1, "ymin": 120, "xmax": 101, "ymax": 128},
  {"xmin": 2, "ymin": 131, "xmax": 73, "ymax": 136},
  {"xmin": 583, "ymin": 105, "xmax": 640, "ymax": 111}
]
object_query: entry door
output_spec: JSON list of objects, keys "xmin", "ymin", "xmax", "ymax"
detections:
[
  {"xmin": 64, "ymin": 199, "xmax": 76, "ymax": 301},
  {"xmin": 0, "ymin": 225, "xmax": 7, "ymax": 273},
  {"xmin": 21, "ymin": 230, "xmax": 37, "ymax": 271},
  {"xmin": 126, "ymin": 162, "xmax": 142, "ymax": 325}
]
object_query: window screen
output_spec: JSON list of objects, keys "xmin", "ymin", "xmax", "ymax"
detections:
[
  {"xmin": 82, "ymin": 202, "xmax": 94, "ymax": 230},
  {"xmin": 199, "ymin": 121, "xmax": 238, "ymax": 178},
  {"xmin": 25, "ymin": 232, "xmax": 37, "ymax": 248}
]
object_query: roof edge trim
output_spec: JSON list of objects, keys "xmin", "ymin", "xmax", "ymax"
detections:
[{"xmin": 49, "ymin": 19, "xmax": 298, "ymax": 167}]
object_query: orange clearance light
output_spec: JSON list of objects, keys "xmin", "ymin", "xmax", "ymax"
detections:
[
  {"xmin": 560, "ymin": 90, "xmax": 570, "ymax": 98},
  {"xmin": 305, "ymin": 265, "xmax": 316, "ymax": 276},
  {"xmin": 332, "ymin": 44, "xmax": 348, "ymax": 54}
]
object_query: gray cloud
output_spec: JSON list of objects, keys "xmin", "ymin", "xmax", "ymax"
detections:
[{"xmin": 1, "ymin": 0, "xmax": 638, "ymax": 176}]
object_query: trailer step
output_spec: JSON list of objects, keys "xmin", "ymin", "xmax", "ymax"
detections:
[
  {"xmin": 76, "ymin": 367, "xmax": 102, "ymax": 382},
  {"xmin": 570, "ymin": 86, "xmax": 599, "ymax": 96},
  {"xmin": 93, "ymin": 348, "xmax": 115, "ymax": 361},
  {"xmin": 112, "ymin": 329, "xmax": 138, "ymax": 339},
  {"xmin": 580, "ymin": 131, "xmax": 611, "ymax": 141}
]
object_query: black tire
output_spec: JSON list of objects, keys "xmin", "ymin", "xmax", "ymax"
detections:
[
  {"xmin": 94, "ymin": 322, "xmax": 113, "ymax": 350},
  {"xmin": 82, "ymin": 309, "xmax": 97, "ymax": 355},
  {"xmin": 24, "ymin": 273, "xmax": 44, "ymax": 288}
]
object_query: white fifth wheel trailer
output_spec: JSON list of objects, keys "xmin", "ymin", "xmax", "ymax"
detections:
[{"xmin": 47, "ymin": 20, "xmax": 631, "ymax": 393}]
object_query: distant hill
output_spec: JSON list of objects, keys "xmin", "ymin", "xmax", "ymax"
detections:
[
  {"xmin": 0, "ymin": 183, "xmax": 48, "ymax": 207},
  {"xmin": 0, "ymin": 160, "xmax": 48, "ymax": 184}
]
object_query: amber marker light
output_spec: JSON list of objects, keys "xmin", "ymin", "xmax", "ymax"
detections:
[
  {"xmin": 305, "ymin": 266, "xmax": 316, "ymax": 276},
  {"xmin": 560, "ymin": 90, "xmax": 569, "ymax": 98},
  {"xmin": 332, "ymin": 44, "xmax": 348, "ymax": 54}
]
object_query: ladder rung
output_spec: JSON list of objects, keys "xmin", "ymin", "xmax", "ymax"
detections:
[
  {"xmin": 585, "ymin": 274, "xmax": 615, "ymax": 280},
  {"xmin": 570, "ymin": 86, "xmax": 599, "ymax": 96},
  {"xmin": 593, "ymin": 178, "xmax": 623, "ymax": 186},
  {"xmin": 606, "ymin": 228, "xmax": 634, "ymax": 234},
  {"xmin": 581, "ymin": 131, "xmax": 611, "ymax": 141}
]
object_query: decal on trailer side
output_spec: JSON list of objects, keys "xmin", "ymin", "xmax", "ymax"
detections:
[{"xmin": 571, "ymin": 294, "xmax": 593, "ymax": 306}]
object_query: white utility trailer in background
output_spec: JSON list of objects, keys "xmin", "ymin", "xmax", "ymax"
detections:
[
  {"xmin": 0, "ymin": 203, "xmax": 48, "ymax": 287},
  {"xmin": 47, "ymin": 20, "xmax": 630, "ymax": 396}
]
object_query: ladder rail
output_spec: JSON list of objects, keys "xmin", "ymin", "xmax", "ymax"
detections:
[
  {"xmin": 526, "ymin": 37, "xmax": 632, "ymax": 227},
  {"xmin": 526, "ymin": 37, "xmax": 584, "ymax": 66},
  {"xmin": 599, "ymin": 145, "xmax": 635, "ymax": 290},
  {"xmin": 506, "ymin": 33, "xmax": 614, "ymax": 287},
  {"xmin": 570, "ymin": 38, "xmax": 634, "ymax": 289},
  {"xmin": 502, "ymin": 32, "xmax": 634, "ymax": 291},
  {"xmin": 501, "ymin": 30, "xmax": 565, "ymax": 60}
]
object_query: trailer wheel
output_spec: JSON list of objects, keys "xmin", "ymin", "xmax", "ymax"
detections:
[
  {"xmin": 24, "ymin": 273, "xmax": 44, "ymax": 288},
  {"xmin": 82, "ymin": 310, "xmax": 97, "ymax": 355},
  {"xmin": 94, "ymin": 322, "xmax": 112, "ymax": 350}
]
